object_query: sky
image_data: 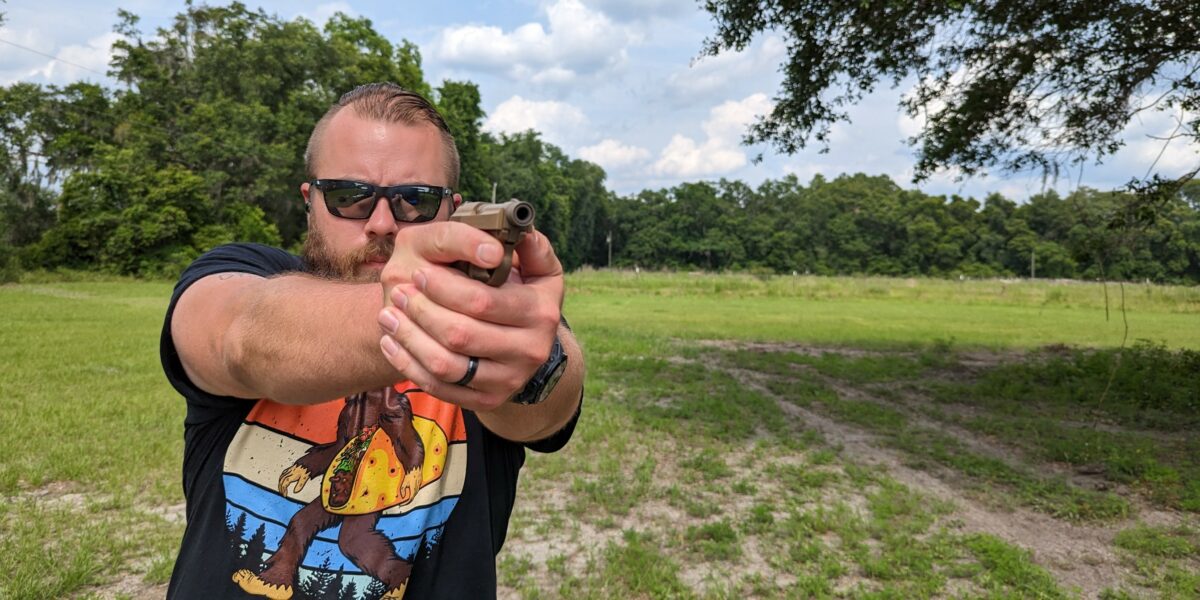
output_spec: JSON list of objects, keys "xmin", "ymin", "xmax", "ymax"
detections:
[{"xmin": 1, "ymin": 0, "xmax": 1197, "ymax": 201}]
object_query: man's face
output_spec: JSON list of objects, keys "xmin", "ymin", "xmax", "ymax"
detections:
[{"xmin": 301, "ymin": 110, "xmax": 454, "ymax": 282}]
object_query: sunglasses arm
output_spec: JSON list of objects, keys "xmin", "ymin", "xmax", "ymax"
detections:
[{"xmin": 449, "ymin": 199, "xmax": 536, "ymax": 287}]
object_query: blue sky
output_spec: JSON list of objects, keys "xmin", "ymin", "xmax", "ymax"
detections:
[{"xmin": 2, "ymin": 0, "xmax": 1196, "ymax": 200}]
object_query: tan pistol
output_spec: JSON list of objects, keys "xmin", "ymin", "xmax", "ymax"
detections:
[{"xmin": 449, "ymin": 199, "xmax": 535, "ymax": 286}]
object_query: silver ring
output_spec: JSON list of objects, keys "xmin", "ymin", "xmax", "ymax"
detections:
[{"xmin": 454, "ymin": 356, "xmax": 479, "ymax": 386}]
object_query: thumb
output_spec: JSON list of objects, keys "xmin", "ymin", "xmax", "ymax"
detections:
[{"xmin": 514, "ymin": 230, "xmax": 563, "ymax": 279}]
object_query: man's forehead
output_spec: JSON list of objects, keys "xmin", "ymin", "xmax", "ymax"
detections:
[
  {"xmin": 314, "ymin": 111, "xmax": 448, "ymax": 184},
  {"xmin": 324, "ymin": 109, "xmax": 440, "ymax": 143}
]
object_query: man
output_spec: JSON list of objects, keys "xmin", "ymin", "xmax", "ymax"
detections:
[{"xmin": 160, "ymin": 83, "xmax": 584, "ymax": 599}]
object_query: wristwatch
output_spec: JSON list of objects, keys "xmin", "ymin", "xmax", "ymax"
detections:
[{"xmin": 510, "ymin": 336, "xmax": 568, "ymax": 405}]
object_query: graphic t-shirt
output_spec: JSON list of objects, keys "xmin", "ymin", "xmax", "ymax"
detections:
[{"xmin": 160, "ymin": 243, "xmax": 578, "ymax": 600}]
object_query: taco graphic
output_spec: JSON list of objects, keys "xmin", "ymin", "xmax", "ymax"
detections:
[{"xmin": 321, "ymin": 424, "xmax": 424, "ymax": 514}]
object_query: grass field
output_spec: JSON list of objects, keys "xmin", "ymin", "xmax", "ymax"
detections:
[{"xmin": 0, "ymin": 271, "xmax": 1197, "ymax": 599}]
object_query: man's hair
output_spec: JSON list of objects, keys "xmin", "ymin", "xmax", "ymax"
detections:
[{"xmin": 304, "ymin": 83, "xmax": 460, "ymax": 188}]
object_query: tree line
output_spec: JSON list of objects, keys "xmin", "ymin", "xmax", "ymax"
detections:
[{"xmin": 1, "ymin": 3, "xmax": 1198, "ymax": 283}]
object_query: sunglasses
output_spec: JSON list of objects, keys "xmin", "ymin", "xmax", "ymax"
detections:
[{"xmin": 309, "ymin": 179, "xmax": 452, "ymax": 222}]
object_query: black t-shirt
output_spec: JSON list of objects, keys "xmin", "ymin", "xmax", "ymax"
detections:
[{"xmin": 160, "ymin": 243, "xmax": 578, "ymax": 600}]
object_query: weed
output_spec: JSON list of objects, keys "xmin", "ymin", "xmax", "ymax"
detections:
[
  {"xmin": 597, "ymin": 530, "xmax": 692, "ymax": 599},
  {"xmin": 963, "ymin": 533, "xmax": 1071, "ymax": 599},
  {"xmin": 685, "ymin": 522, "xmax": 741, "ymax": 561},
  {"xmin": 1113, "ymin": 524, "xmax": 1198, "ymax": 559}
]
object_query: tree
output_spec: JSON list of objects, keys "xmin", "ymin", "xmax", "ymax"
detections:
[
  {"xmin": 227, "ymin": 510, "xmax": 248, "ymax": 559},
  {"xmin": 362, "ymin": 578, "xmax": 388, "ymax": 600},
  {"xmin": 436, "ymin": 80, "xmax": 491, "ymax": 201},
  {"xmin": 242, "ymin": 524, "xmax": 268, "ymax": 572},
  {"xmin": 701, "ymin": 1, "xmax": 1200, "ymax": 194},
  {"xmin": 336, "ymin": 578, "xmax": 359, "ymax": 600}
]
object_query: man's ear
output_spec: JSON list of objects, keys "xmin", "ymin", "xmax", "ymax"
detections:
[
  {"xmin": 300, "ymin": 182, "xmax": 312, "ymax": 212},
  {"xmin": 453, "ymin": 192, "xmax": 463, "ymax": 209}
]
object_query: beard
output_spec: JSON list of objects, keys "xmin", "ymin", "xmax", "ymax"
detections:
[{"xmin": 301, "ymin": 222, "xmax": 393, "ymax": 283}]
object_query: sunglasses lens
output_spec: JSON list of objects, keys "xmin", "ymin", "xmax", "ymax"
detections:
[
  {"xmin": 388, "ymin": 188, "xmax": 444, "ymax": 222},
  {"xmin": 322, "ymin": 184, "xmax": 375, "ymax": 218},
  {"xmin": 316, "ymin": 181, "xmax": 447, "ymax": 222}
]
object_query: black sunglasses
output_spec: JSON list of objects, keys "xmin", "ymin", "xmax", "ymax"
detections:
[{"xmin": 310, "ymin": 179, "xmax": 452, "ymax": 222}]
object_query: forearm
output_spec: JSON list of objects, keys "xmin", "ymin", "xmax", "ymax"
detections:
[
  {"xmin": 223, "ymin": 274, "xmax": 399, "ymax": 403},
  {"xmin": 476, "ymin": 324, "xmax": 585, "ymax": 442}
]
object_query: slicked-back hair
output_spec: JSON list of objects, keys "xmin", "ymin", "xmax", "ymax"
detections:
[{"xmin": 304, "ymin": 83, "xmax": 460, "ymax": 188}]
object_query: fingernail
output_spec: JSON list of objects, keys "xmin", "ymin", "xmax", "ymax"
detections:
[
  {"xmin": 414, "ymin": 270, "xmax": 427, "ymax": 291},
  {"xmin": 396, "ymin": 292, "xmax": 408, "ymax": 311},
  {"xmin": 380, "ymin": 335, "xmax": 399, "ymax": 356},
  {"xmin": 477, "ymin": 244, "xmax": 501, "ymax": 265},
  {"xmin": 378, "ymin": 309, "xmax": 399, "ymax": 334}
]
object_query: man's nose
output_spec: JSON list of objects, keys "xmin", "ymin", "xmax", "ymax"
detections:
[{"xmin": 364, "ymin": 195, "xmax": 399, "ymax": 238}]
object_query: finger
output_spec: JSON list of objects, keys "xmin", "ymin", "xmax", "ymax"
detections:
[
  {"xmin": 378, "ymin": 332, "xmax": 507, "ymax": 412},
  {"xmin": 407, "ymin": 221, "xmax": 506, "ymax": 269},
  {"xmin": 380, "ymin": 305, "xmax": 527, "ymax": 395},
  {"xmin": 410, "ymin": 267, "xmax": 552, "ymax": 328},
  {"xmin": 390, "ymin": 290, "xmax": 540, "ymax": 359},
  {"xmin": 513, "ymin": 229, "xmax": 563, "ymax": 279}
]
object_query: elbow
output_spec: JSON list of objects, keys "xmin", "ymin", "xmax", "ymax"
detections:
[{"xmin": 219, "ymin": 302, "xmax": 264, "ymax": 399}]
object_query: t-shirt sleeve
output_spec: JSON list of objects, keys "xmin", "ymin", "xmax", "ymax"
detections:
[
  {"xmin": 159, "ymin": 243, "xmax": 303, "ymax": 421},
  {"xmin": 523, "ymin": 395, "xmax": 582, "ymax": 453}
]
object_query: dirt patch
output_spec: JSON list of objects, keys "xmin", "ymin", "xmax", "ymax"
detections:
[
  {"xmin": 691, "ymin": 338, "xmax": 891, "ymax": 358},
  {"xmin": 81, "ymin": 574, "xmax": 168, "ymax": 600},
  {"xmin": 7, "ymin": 481, "xmax": 89, "ymax": 511},
  {"xmin": 710, "ymin": 346, "xmax": 1199, "ymax": 599},
  {"xmin": 144, "ymin": 502, "xmax": 186, "ymax": 524},
  {"xmin": 507, "ymin": 342, "xmax": 1196, "ymax": 598},
  {"xmin": 759, "ymin": 379, "xmax": 1129, "ymax": 597}
]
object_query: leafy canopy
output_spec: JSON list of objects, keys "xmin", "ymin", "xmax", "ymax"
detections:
[{"xmin": 701, "ymin": 0, "xmax": 1200, "ymax": 187}]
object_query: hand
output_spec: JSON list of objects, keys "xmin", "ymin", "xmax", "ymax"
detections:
[
  {"xmin": 278, "ymin": 465, "xmax": 310, "ymax": 496},
  {"xmin": 376, "ymin": 224, "xmax": 563, "ymax": 412}
]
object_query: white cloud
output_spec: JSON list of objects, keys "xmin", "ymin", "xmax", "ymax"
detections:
[
  {"xmin": 1122, "ymin": 109, "xmax": 1200, "ymax": 177},
  {"xmin": 483, "ymin": 95, "xmax": 589, "ymax": 147},
  {"xmin": 433, "ymin": 0, "xmax": 633, "ymax": 85},
  {"xmin": 0, "ymin": 27, "xmax": 45, "ymax": 80},
  {"xmin": 653, "ymin": 93, "xmax": 772, "ymax": 178},
  {"xmin": 897, "ymin": 110, "xmax": 923, "ymax": 140},
  {"xmin": 4, "ymin": 31, "xmax": 119, "ymax": 85},
  {"xmin": 579, "ymin": 138, "xmax": 651, "ymax": 170},
  {"xmin": 665, "ymin": 35, "xmax": 785, "ymax": 100}
]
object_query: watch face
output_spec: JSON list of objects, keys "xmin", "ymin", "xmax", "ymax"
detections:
[
  {"xmin": 512, "ymin": 337, "xmax": 567, "ymax": 405},
  {"xmin": 534, "ymin": 360, "xmax": 568, "ymax": 405}
]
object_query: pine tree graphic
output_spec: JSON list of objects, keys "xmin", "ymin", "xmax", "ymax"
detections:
[{"xmin": 243, "ymin": 523, "xmax": 268, "ymax": 572}]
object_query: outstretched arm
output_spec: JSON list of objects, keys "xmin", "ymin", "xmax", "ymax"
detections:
[{"xmin": 171, "ymin": 272, "xmax": 399, "ymax": 403}]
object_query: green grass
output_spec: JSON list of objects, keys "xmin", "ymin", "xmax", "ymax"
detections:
[
  {"xmin": 3, "ymin": 273, "xmax": 1198, "ymax": 599},
  {"xmin": 0, "ymin": 281, "xmax": 182, "ymax": 499},
  {"xmin": 925, "ymin": 342, "xmax": 1200, "ymax": 511},
  {"xmin": 566, "ymin": 270, "xmax": 1200, "ymax": 349},
  {"xmin": 717, "ymin": 349, "xmax": 1133, "ymax": 521},
  {"xmin": 1108, "ymin": 524, "xmax": 1200, "ymax": 599}
]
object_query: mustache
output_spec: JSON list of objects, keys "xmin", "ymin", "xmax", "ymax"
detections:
[
  {"xmin": 302, "ymin": 227, "xmax": 395, "ymax": 282},
  {"xmin": 346, "ymin": 237, "xmax": 394, "ymax": 264}
]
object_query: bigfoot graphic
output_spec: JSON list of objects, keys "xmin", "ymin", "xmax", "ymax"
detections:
[{"xmin": 233, "ymin": 387, "xmax": 425, "ymax": 600}]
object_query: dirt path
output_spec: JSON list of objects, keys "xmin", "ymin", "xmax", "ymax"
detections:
[
  {"xmin": 702, "ymin": 343, "xmax": 1197, "ymax": 599},
  {"xmin": 731, "ymin": 367, "xmax": 1128, "ymax": 597}
]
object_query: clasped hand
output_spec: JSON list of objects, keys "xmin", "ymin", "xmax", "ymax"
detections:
[{"xmin": 376, "ymin": 221, "xmax": 563, "ymax": 412}]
